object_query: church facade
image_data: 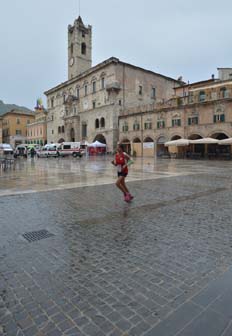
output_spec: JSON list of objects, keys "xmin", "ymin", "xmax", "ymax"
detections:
[{"xmin": 44, "ymin": 17, "xmax": 182, "ymax": 152}]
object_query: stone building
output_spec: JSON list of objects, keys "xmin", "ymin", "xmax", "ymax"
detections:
[
  {"xmin": 44, "ymin": 16, "xmax": 182, "ymax": 152},
  {"xmin": 26, "ymin": 104, "xmax": 47, "ymax": 146},
  {"xmin": 119, "ymin": 68, "xmax": 232, "ymax": 156},
  {"xmin": 2, "ymin": 110, "xmax": 35, "ymax": 147}
]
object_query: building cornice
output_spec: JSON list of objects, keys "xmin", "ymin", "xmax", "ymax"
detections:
[
  {"xmin": 119, "ymin": 98, "xmax": 232, "ymax": 119},
  {"xmin": 44, "ymin": 57, "xmax": 183, "ymax": 96}
]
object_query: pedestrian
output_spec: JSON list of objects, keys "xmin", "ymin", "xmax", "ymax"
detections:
[{"xmin": 112, "ymin": 144, "xmax": 134, "ymax": 202}]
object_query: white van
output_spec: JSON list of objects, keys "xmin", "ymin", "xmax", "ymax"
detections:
[
  {"xmin": 14, "ymin": 144, "xmax": 28, "ymax": 158},
  {"xmin": 58, "ymin": 142, "xmax": 82, "ymax": 157},
  {"xmin": 0, "ymin": 144, "xmax": 14, "ymax": 156},
  {"xmin": 37, "ymin": 144, "xmax": 60, "ymax": 158}
]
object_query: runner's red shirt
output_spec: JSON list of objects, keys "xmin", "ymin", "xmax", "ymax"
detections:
[{"xmin": 115, "ymin": 153, "xmax": 128, "ymax": 174}]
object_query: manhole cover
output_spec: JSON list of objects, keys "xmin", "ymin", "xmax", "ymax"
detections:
[{"xmin": 22, "ymin": 230, "xmax": 55, "ymax": 242}]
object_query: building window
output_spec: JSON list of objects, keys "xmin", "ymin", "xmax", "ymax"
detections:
[
  {"xmin": 100, "ymin": 117, "xmax": 105, "ymax": 128},
  {"xmin": 220, "ymin": 87, "xmax": 229, "ymax": 98},
  {"xmin": 144, "ymin": 122, "xmax": 152, "ymax": 129},
  {"xmin": 16, "ymin": 118, "xmax": 20, "ymax": 124},
  {"xmin": 16, "ymin": 130, "xmax": 21, "ymax": 135},
  {"xmin": 122, "ymin": 124, "xmax": 129, "ymax": 132},
  {"xmin": 119, "ymin": 100, "xmax": 122, "ymax": 106},
  {"xmin": 84, "ymin": 85, "xmax": 88, "ymax": 96},
  {"xmin": 133, "ymin": 122, "xmax": 140, "ymax": 131},
  {"xmin": 93, "ymin": 81, "xmax": 96, "ymax": 93},
  {"xmin": 93, "ymin": 101, "xmax": 96, "ymax": 109},
  {"xmin": 199, "ymin": 91, "xmax": 206, "ymax": 102},
  {"xmin": 27, "ymin": 119, "xmax": 30, "ymax": 124},
  {"xmin": 70, "ymin": 43, "xmax": 74, "ymax": 55},
  {"xmin": 101, "ymin": 77, "xmax": 105, "ymax": 89},
  {"xmin": 214, "ymin": 114, "xmax": 225, "ymax": 123},
  {"xmin": 172, "ymin": 119, "xmax": 181, "ymax": 127},
  {"xmin": 151, "ymin": 88, "xmax": 156, "ymax": 99},
  {"xmin": 81, "ymin": 43, "xmax": 86, "ymax": 55},
  {"xmin": 188, "ymin": 93, "xmax": 194, "ymax": 103},
  {"xmin": 51, "ymin": 97, "xmax": 54, "ymax": 108},
  {"xmin": 76, "ymin": 88, "xmax": 79, "ymax": 99},
  {"xmin": 63, "ymin": 94, "xmax": 66, "ymax": 103},
  {"xmin": 139, "ymin": 85, "xmax": 143, "ymax": 95},
  {"xmin": 188, "ymin": 117, "xmax": 198, "ymax": 125},
  {"xmin": 62, "ymin": 126, "xmax": 65, "ymax": 133},
  {"xmin": 82, "ymin": 31, "xmax": 85, "ymax": 38},
  {"xmin": 157, "ymin": 120, "xmax": 165, "ymax": 129},
  {"xmin": 58, "ymin": 126, "xmax": 61, "ymax": 133},
  {"xmin": 82, "ymin": 123, "xmax": 87, "ymax": 138},
  {"xmin": 52, "ymin": 130, "xmax": 54, "ymax": 134},
  {"xmin": 95, "ymin": 119, "xmax": 99, "ymax": 128}
]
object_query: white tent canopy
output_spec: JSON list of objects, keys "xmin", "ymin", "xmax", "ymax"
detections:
[
  {"xmin": 87, "ymin": 140, "xmax": 106, "ymax": 147},
  {"xmin": 218, "ymin": 138, "xmax": 232, "ymax": 145},
  {"xmin": 190, "ymin": 138, "xmax": 219, "ymax": 144},
  {"xmin": 165, "ymin": 139, "xmax": 190, "ymax": 147}
]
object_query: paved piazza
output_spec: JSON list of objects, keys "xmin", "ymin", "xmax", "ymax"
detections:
[{"xmin": 1, "ymin": 156, "xmax": 232, "ymax": 336}]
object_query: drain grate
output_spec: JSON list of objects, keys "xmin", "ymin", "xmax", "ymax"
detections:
[{"xmin": 22, "ymin": 229, "xmax": 55, "ymax": 242}]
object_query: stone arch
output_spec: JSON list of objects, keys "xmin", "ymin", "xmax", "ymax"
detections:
[
  {"xmin": 132, "ymin": 137, "xmax": 141, "ymax": 156},
  {"xmin": 120, "ymin": 138, "xmax": 131, "ymax": 155},
  {"xmin": 156, "ymin": 135, "xmax": 168, "ymax": 156},
  {"xmin": 58, "ymin": 138, "xmax": 65, "ymax": 143},
  {"xmin": 209, "ymin": 131, "xmax": 229, "ymax": 140},
  {"xmin": 188, "ymin": 134, "xmax": 203, "ymax": 140},
  {"xmin": 94, "ymin": 134, "xmax": 106, "ymax": 144},
  {"xmin": 144, "ymin": 136, "xmax": 154, "ymax": 142},
  {"xmin": 171, "ymin": 135, "xmax": 181, "ymax": 141},
  {"xmin": 143, "ymin": 137, "xmax": 154, "ymax": 157},
  {"xmin": 133, "ymin": 137, "xmax": 141, "ymax": 143}
]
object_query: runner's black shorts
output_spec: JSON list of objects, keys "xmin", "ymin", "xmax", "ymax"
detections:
[{"xmin": 117, "ymin": 172, "xmax": 128, "ymax": 177}]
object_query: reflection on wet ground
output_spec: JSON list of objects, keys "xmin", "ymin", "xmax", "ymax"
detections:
[
  {"xmin": 1, "ymin": 157, "xmax": 232, "ymax": 335},
  {"xmin": 0, "ymin": 156, "xmax": 230, "ymax": 196}
]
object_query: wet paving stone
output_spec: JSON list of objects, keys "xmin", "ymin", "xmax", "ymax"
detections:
[{"xmin": 1, "ymin": 158, "xmax": 232, "ymax": 335}]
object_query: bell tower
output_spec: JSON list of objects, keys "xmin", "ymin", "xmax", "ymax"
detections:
[{"xmin": 68, "ymin": 16, "xmax": 92, "ymax": 80}]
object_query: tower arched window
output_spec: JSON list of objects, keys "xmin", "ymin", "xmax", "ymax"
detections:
[
  {"xmin": 70, "ymin": 43, "xmax": 74, "ymax": 55},
  {"xmin": 81, "ymin": 43, "xmax": 86, "ymax": 55},
  {"xmin": 100, "ymin": 117, "xmax": 105, "ymax": 128},
  {"xmin": 95, "ymin": 119, "xmax": 99, "ymax": 129}
]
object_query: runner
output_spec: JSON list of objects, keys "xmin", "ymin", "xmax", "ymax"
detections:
[{"xmin": 112, "ymin": 144, "xmax": 134, "ymax": 202}]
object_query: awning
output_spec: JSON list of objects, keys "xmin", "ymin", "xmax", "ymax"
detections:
[
  {"xmin": 218, "ymin": 138, "xmax": 232, "ymax": 145},
  {"xmin": 165, "ymin": 139, "xmax": 190, "ymax": 146},
  {"xmin": 190, "ymin": 138, "xmax": 219, "ymax": 144}
]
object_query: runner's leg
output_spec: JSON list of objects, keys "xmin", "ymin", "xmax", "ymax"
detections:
[{"xmin": 116, "ymin": 176, "xmax": 127, "ymax": 194}]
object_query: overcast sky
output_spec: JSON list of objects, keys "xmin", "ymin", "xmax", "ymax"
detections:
[{"xmin": 1, "ymin": 0, "xmax": 231, "ymax": 109}]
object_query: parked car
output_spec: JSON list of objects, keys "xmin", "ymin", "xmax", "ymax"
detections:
[
  {"xmin": 58, "ymin": 142, "xmax": 82, "ymax": 157},
  {"xmin": 0, "ymin": 143, "xmax": 14, "ymax": 156},
  {"xmin": 37, "ymin": 144, "xmax": 60, "ymax": 158},
  {"xmin": 14, "ymin": 144, "xmax": 28, "ymax": 158}
]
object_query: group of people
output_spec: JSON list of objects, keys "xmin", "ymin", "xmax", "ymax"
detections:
[{"xmin": 112, "ymin": 144, "xmax": 134, "ymax": 202}]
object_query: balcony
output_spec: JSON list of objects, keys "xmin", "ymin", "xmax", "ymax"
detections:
[{"xmin": 106, "ymin": 81, "xmax": 121, "ymax": 92}]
